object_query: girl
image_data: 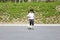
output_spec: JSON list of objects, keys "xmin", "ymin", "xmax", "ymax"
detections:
[{"xmin": 27, "ymin": 9, "xmax": 34, "ymax": 29}]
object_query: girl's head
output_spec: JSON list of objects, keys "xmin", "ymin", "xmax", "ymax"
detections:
[{"xmin": 29, "ymin": 9, "xmax": 34, "ymax": 13}]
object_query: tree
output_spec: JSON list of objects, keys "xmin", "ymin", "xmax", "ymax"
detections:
[
  {"xmin": 46, "ymin": 0, "xmax": 51, "ymax": 2},
  {"xmin": 22, "ymin": 0, "xmax": 24, "ymax": 2},
  {"xmin": 19, "ymin": 0, "xmax": 21, "ymax": 3},
  {"xmin": 28, "ymin": 0, "xmax": 31, "ymax": 2},
  {"xmin": 15, "ymin": 0, "xmax": 16, "ymax": 3},
  {"xmin": 36, "ymin": 0, "xmax": 39, "ymax": 2}
]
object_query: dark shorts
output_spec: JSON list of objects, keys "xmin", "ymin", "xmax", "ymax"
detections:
[{"xmin": 29, "ymin": 19, "xmax": 34, "ymax": 26}]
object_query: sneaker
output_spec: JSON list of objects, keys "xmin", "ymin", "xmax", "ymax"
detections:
[{"xmin": 28, "ymin": 27, "xmax": 34, "ymax": 30}]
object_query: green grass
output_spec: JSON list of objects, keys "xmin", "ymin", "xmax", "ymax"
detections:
[{"xmin": 0, "ymin": 2, "xmax": 60, "ymax": 23}]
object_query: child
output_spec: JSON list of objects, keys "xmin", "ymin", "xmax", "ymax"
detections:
[{"xmin": 27, "ymin": 9, "xmax": 34, "ymax": 29}]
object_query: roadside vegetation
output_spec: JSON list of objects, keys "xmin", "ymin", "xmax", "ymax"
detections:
[{"xmin": 0, "ymin": 2, "xmax": 60, "ymax": 24}]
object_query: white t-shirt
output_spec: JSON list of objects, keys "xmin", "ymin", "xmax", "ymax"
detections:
[{"xmin": 27, "ymin": 12, "xmax": 34, "ymax": 19}]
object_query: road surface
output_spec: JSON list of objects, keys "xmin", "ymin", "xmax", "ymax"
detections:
[{"xmin": 0, "ymin": 26, "xmax": 60, "ymax": 40}]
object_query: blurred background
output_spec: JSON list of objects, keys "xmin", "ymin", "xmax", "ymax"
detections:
[{"xmin": 0, "ymin": 0, "xmax": 60, "ymax": 24}]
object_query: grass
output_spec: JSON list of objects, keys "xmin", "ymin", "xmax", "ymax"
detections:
[{"xmin": 0, "ymin": 2, "xmax": 60, "ymax": 24}]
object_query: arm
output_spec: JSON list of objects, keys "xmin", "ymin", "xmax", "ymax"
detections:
[{"xmin": 27, "ymin": 13, "xmax": 30, "ymax": 18}]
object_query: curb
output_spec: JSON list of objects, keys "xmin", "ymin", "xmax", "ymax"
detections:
[{"xmin": 0, "ymin": 24, "xmax": 60, "ymax": 26}]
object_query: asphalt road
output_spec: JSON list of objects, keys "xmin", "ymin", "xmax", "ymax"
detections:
[{"xmin": 0, "ymin": 26, "xmax": 60, "ymax": 40}]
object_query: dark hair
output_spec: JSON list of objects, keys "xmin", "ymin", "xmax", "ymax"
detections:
[{"xmin": 29, "ymin": 9, "xmax": 34, "ymax": 13}]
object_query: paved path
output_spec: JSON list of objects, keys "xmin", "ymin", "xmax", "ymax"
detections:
[{"xmin": 0, "ymin": 26, "xmax": 60, "ymax": 40}]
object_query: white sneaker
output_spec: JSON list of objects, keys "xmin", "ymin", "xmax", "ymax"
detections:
[
  {"xmin": 28, "ymin": 26, "xmax": 33, "ymax": 30},
  {"xmin": 28, "ymin": 25, "xmax": 32, "ymax": 29}
]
